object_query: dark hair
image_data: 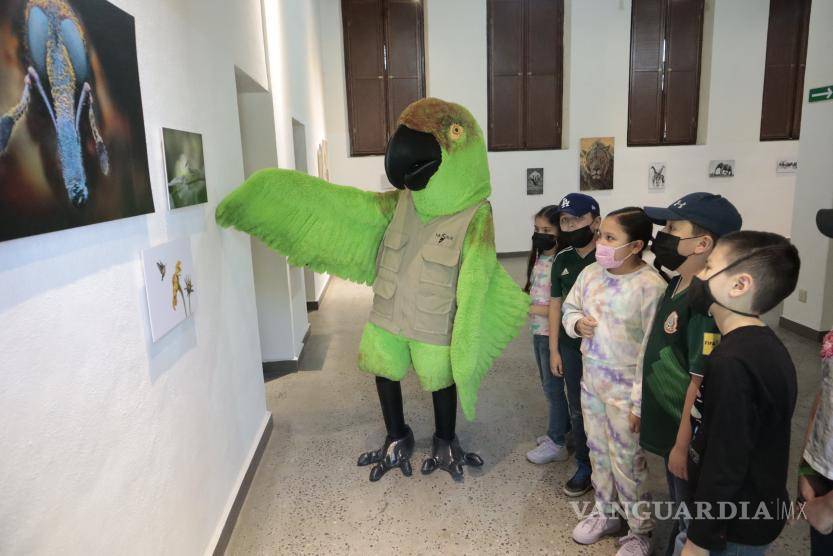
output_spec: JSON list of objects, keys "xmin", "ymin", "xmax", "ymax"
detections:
[
  {"xmin": 524, "ymin": 205, "xmax": 562, "ymax": 293},
  {"xmin": 606, "ymin": 207, "xmax": 653, "ymax": 257},
  {"xmin": 717, "ymin": 231, "xmax": 800, "ymax": 314},
  {"xmin": 690, "ymin": 222, "xmax": 719, "ymax": 248}
]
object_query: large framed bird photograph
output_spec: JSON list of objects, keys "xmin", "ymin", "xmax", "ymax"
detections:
[{"xmin": 0, "ymin": 0, "xmax": 153, "ymax": 242}]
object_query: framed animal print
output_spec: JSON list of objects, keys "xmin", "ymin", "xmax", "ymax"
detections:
[
  {"xmin": 649, "ymin": 162, "xmax": 666, "ymax": 190},
  {"xmin": 0, "ymin": 0, "xmax": 153, "ymax": 242},
  {"xmin": 580, "ymin": 137, "xmax": 614, "ymax": 191},
  {"xmin": 709, "ymin": 160, "xmax": 735, "ymax": 178}
]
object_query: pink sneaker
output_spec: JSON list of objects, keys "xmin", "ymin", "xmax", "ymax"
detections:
[
  {"xmin": 572, "ymin": 512, "xmax": 623, "ymax": 544},
  {"xmin": 616, "ymin": 532, "xmax": 652, "ymax": 556}
]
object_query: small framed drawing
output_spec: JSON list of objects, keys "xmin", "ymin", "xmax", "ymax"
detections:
[
  {"xmin": 649, "ymin": 162, "xmax": 666, "ymax": 190},
  {"xmin": 776, "ymin": 160, "xmax": 798, "ymax": 174},
  {"xmin": 527, "ymin": 168, "xmax": 543, "ymax": 195},
  {"xmin": 709, "ymin": 160, "xmax": 735, "ymax": 178}
]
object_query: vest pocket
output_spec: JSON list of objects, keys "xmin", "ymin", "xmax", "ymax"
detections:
[
  {"xmin": 371, "ymin": 275, "xmax": 397, "ymax": 319},
  {"xmin": 379, "ymin": 231, "xmax": 408, "ymax": 272},
  {"xmin": 420, "ymin": 244, "xmax": 461, "ymax": 287},
  {"xmin": 414, "ymin": 245, "xmax": 459, "ymax": 336},
  {"xmin": 414, "ymin": 285, "xmax": 453, "ymax": 335}
]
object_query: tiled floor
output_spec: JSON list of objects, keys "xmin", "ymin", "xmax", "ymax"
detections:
[{"xmin": 226, "ymin": 256, "xmax": 819, "ymax": 555}]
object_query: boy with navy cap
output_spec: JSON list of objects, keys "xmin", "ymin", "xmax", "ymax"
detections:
[
  {"xmin": 636, "ymin": 193, "xmax": 742, "ymax": 555},
  {"xmin": 546, "ymin": 193, "xmax": 601, "ymax": 496}
]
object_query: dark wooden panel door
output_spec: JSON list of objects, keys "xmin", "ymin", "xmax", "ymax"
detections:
[
  {"xmin": 385, "ymin": 0, "xmax": 425, "ymax": 137},
  {"xmin": 525, "ymin": 0, "xmax": 563, "ymax": 149},
  {"xmin": 342, "ymin": 0, "xmax": 387, "ymax": 155},
  {"xmin": 760, "ymin": 0, "xmax": 812, "ymax": 140},
  {"xmin": 627, "ymin": 0, "xmax": 666, "ymax": 145},
  {"xmin": 791, "ymin": 0, "xmax": 811, "ymax": 139},
  {"xmin": 662, "ymin": 0, "xmax": 703, "ymax": 144},
  {"xmin": 488, "ymin": 0, "xmax": 525, "ymax": 150}
]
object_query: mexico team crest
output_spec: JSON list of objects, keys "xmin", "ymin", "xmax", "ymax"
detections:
[{"xmin": 664, "ymin": 311, "xmax": 679, "ymax": 334}]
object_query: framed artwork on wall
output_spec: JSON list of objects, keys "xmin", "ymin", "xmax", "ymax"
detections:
[
  {"xmin": 649, "ymin": 162, "xmax": 666, "ymax": 190},
  {"xmin": 580, "ymin": 137, "xmax": 614, "ymax": 191},
  {"xmin": 776, "ymin": 159, "xmax": 798, "ymax": 174},
  {"xmin": 526, "ymin": 168, "xmax": 543, "ymax": 195},
  {"xmin": 709, "ymin": 160, "xmax": 735, "ymax": 178},
  {"xmin": 0, "ymin": 0, "xmax": 153, "ymax": 242},
  {"xmin": 141, "ymin": 238, "xmax": 197, "ymax": 343},
  {"xmin": 162, "ymin": 128, "xmax": 207, "ymax": 210}
]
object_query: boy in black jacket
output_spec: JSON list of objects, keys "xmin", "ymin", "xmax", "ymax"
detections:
[{"xmin": 681, "ymin": 231, "xmax": 800, "ymax": 556}]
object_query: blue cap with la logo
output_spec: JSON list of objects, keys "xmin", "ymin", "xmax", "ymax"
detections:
[
  {"xmin": 644, "ymin": 192, "xmax": 742, "ymax": 237},
  {"xmin": 557, "ymin": 193, "xmax": 600, "ymax": 218}
]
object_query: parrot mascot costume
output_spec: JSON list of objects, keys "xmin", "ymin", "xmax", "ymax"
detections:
[{"xmin": 216, "ymin": 98, "xmax": 530, "ymax": 481}]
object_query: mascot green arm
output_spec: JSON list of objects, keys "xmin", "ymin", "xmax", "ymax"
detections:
[
  {"xmin": 215, "ymin": 168, "xmax": 399, "ymax": 285},
  {"xmin": 451, "ymin": 203, "xmax": 531, "ymax": 421}
]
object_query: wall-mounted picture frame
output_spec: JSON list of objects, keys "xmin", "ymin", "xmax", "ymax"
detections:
[
  {"xmin": 0, "ymin": 0, "xmax": 153, "ymax": 242},
  {"xmin": 580, "ymin": 137, "xmax": 614, "ymax": 191},
  {"xmin": 316, "ymin": 139, "xmax": 330, "ymax": 181},
  {"xmin": 526, "ymin": 168, "xmax": 543, "ymax": 195},
  {"xmin": 162, "ymin": 128, "xmax": 207, "ymax": 210},
  {"xmin": 709, "ymin": 160, "xmax": 735, "ymax": 178},
  {"xmin": 776, "ymin": 159, "xmax": 798, "ymax": 174},
  {"xmin": 649, "ymin": 162, "xmax": 666, "ymax": 190},
  {"xmin": 141, "ymin": 238, "xmax": 197, "ymax": 342}
]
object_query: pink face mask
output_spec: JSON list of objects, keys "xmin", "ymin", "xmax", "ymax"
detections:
[{"xmin": 596, "ymin": 242, "xmax": 634, "ymax": 269}]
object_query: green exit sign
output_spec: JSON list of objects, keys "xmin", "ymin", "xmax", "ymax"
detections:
[{"xmin": 809, "ymin": 85, "xmax": 833, "ymax": 103}]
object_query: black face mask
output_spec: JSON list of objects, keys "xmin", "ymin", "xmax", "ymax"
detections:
[
  {"xmin": 532, "ymin": 232, "xmax": 558, "ymax": 251},
  {"xmin": 689, "ymin": 254, "xmax": 761, "ymax": 318},
  {"xmin": 561, "ymin": 225, "xmax": 595, "ymax": 249},
  {"xmin": 651, "ymin": 231, "xmax": 703, "ymax": 271}
]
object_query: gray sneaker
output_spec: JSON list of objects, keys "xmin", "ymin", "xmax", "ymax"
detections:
[
  {"xmin": 572, "ymin": 512, "xmax": 623, "ymax": 544},
  {"xmin": 526, "ymin": 436, "xmax": 569, "ymax": 464}
]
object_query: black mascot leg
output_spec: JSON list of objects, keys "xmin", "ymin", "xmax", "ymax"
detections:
[
  {"xmin": 420, "ymin": 384, "xmax": 484, "ymax": 481},
  {"xmin": 356, "ymin": 376, "xmax": 414, "ymax": 481},
  {"xmin": 377, "ymin": 375, "xmax": 407, "ymax": 439}
]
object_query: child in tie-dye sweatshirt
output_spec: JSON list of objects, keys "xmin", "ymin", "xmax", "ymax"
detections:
[{"xmin": 562, "ymin": 207, "xmax": 666, "ymax": 556}]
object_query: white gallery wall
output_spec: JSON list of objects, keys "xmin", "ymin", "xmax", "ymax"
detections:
[
  {"xmin": 318, "ymin": 0, "xmax": 801, "ymax": 254},
  {"xmin": 258, "ymin": 0, "xmax": 331, "ymax": 359},
  {"xmin": 782, "ymin": 0, "xmax": 833, "ymax": 333},
  {"xmin": 0, "ymin": 0, "xmax": 275, "ymax": 553}
]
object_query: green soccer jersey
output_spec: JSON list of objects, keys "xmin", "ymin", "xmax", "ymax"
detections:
[
  {"xmin": 550, "ymin": 246, "xmax": 596, "ymax": 350},
  {"xmin": 639, "ymin": 275, "xmax": 721, "ymax": 456}
]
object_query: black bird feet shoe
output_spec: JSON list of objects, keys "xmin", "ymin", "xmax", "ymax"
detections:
[
  {"xmin": 357, "ymin": 426, "xmax": 415, "ymax": 482},
  {"xmin": 420, "ymin": 434, "xmax": 483, "ymax": 481}
]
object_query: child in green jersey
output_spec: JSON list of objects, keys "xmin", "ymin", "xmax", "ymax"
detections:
[{"xmin": 638, "ymin": 193, "xmax": 742, "ymax": 556}]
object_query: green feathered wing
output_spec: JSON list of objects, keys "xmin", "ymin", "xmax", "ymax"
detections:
[
  {"xmin": 452, "ymin": 203, "xmax": 531, "ymax": 420},
  {"xmin": 215, "ymin": 168, "xmax": 399, "ymax": 285}
]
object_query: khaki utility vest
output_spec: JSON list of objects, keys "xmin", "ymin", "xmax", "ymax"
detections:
[{"xmin": 369, "ymin": 191, "xmax": 485, "ymax": 346}]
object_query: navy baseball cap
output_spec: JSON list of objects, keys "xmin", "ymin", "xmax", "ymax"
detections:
[
  {"xmin": 644, "ymin": 192, "xmax": 742, "ymax": 237},
  {"xmin": 818, "ymin": 209, "xmax": 833, "ymax": 238},
  {"xmin": 558, "ymin": 193, "xmax": 600, "ymax": 218}
]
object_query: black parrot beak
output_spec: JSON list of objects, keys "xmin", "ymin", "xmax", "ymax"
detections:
[{"xmin": 384, "ymin": 125, "xmax": 442, "ymax": 191}]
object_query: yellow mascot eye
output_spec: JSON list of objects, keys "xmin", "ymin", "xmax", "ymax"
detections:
[{"xmin": 449, "ymin": 124, "xmax": 464, "ymax": 141}]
